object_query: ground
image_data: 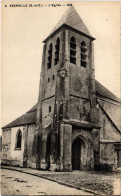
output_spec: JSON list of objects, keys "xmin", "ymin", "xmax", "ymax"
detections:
[
  {"xmin": 1, "ymin": 169, "xmax": 90, "ymax": 195},
  {"xmin": 1, "ymin": 167, "xmax": 121, "ymax": 195}
]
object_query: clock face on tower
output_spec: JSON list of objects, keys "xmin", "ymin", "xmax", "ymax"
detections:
[{"xmin": 58, "ymin": 68, "xmax": 67, "ymax": 78}]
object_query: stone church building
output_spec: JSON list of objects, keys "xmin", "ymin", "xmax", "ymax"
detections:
[{"xmin": 2, "ymin": 6, "xmax": 121, "ymax": 171}]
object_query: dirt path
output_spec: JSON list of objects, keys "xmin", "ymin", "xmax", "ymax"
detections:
[{"xmin": 1, "ymin": 169, "xmax": 92, "ymax": 195}]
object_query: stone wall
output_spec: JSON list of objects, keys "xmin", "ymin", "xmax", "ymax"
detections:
[
  {"xmin": 43, "ymin": 30, "xmax": 64, "ymax": 100},
  {"xmin": 68, "ymin": 30, "xmax": 92, "ymax": 99},
  {"xmin": 2, "ymin": 128, "xmax": 11, "ymax": 165},
  {"xmin": 2, "ymin": 124, "xmax": 38, "ymax": 168},
  {"xmin": 97, "ymin": 98, "xmax": 121, "ymax": 171},
  {"xmin": 2, "ymin": 126, "xmax": 25, "ymax": 166},
  {"xmin": 67, "ymin": 30, "xmax": 94, "ymax": 123},
  {"xmin": 42, "ymin": 96, "xmax": 55, "ymax": 121},
  {"xmin": 100, "ymin": 142, "xmax": 118, "ymax": 171},
  {"xmin": 98, "ymin": 99, "xmax": 120, "ymax": 141},
  {"xmin": 10, "ymin": 126, "xmax": 25, "ymax": 166},
  {"xmin": 60, "ymin": 124, "xmax": 72, "ymax": 171},
  {"xmin": 69, "ymin": 96, "xmax": 90, "ymax": 121},
  {"xmin": 26, "ymin": 124, "xmax": 37, "ymax": 168},
  {"xmin": 97, "ymin": 99, "xmax": 120, "ymax": 141}
]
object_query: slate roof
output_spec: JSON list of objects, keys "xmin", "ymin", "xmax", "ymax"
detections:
[
  {"xmin": 95, "ymin": 80, "xmax": 120, "ymax": 103},
  {"xmin": 44, "ymin": 5, "xmax": 94, "ymax": 42},
  {"xmin": 27, "ymin": 103, "xmax": 38, "ymax": 113},
  {"xmin": 2, "ymin": 80, "xmax": 120, "ymax": 129},
  {"xmin": 2, "ymin": 107, "xmax": 37, "ymax": 129}
]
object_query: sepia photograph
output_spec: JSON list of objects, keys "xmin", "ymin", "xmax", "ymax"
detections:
[{"xmin": 1, "ymin": 1, "xmax": 121, "ymax": 195}]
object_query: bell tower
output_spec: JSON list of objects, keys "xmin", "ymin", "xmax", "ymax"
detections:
[{"xmin": 36, "ymin": 5, "xmax": 98, "ymax": 171}]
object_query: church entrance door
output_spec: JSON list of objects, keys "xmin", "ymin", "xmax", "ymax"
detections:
[{"xmin": 72, "ymin": 138, "xmax": 81, "ymax": 170}]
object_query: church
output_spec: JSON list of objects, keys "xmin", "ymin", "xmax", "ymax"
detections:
[{"xmin": 2, "ymin": 6, "xmax": 121, "ymax": 172}]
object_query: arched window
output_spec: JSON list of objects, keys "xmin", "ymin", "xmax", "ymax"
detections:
[
  {"xmin": 47, "ymin": 43, "xmax": 53, "ymax": 69},
  {"xmin": 70, "ymin": 36, "xmax": 76, "ymax": 65},
  {"xmin": 16, "ymin": 130, "xmax": 22, "ymax": 149},
  {"xmin": 80, "ymin": 41, "xmax": 87, "ymax": 68},
  {"xmin": 55, "ymin": 38, "xmax": 60, "ymax": 65}
]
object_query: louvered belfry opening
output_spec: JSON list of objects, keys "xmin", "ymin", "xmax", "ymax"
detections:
[
  {"xmin": 80, "ymin": 41, "xmax": 87, "ymax": 68},
  {"xmin": 70, "ymin": 36, "xmax": 76, "ymax": 65},
  {"xmin": 55, "ymin": 38, "xmax": 60, "ymax": 65},
  {"xmin": 47, "ymin": 43, "xmax": 53, "ymax": 69}
]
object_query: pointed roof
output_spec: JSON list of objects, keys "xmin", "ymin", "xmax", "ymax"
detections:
[{"xmin": 44, "ymin": 5, "xmax": 94, "ymax": 42}]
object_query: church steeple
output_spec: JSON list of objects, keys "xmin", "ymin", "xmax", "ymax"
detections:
[
  {"xmin": 44, "ymin": 5, "xmax": 95, "ymax": 42},
  {"xmin": 37, "ymin": 5, "xmax": 96, "ymax": 171}
]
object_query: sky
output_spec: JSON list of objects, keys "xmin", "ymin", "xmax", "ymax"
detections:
[{"xmin": 1, "ymin": 1, "xmax": 120, "ymax": 130}]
